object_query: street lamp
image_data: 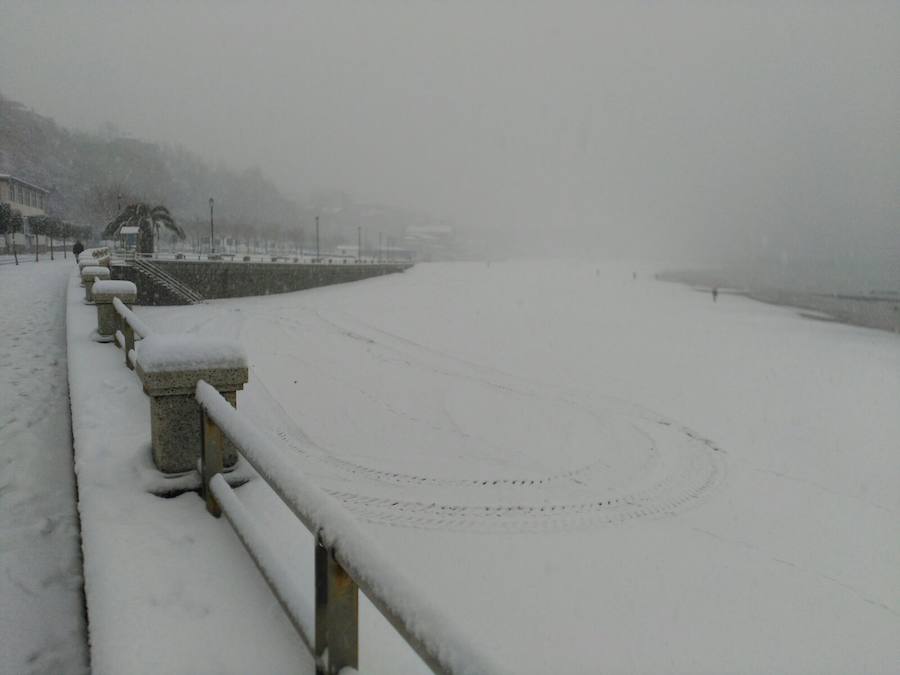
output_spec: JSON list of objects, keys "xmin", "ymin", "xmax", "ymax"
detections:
[
  {"xmin": 209, "ymin": 197, "xmax": 214, "ymax": 254},
  {"xmin": 315, "ymin": 215, "xmax": 320, "ymax": 261}
]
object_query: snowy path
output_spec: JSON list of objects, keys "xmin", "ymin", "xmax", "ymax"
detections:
[{"xmin": 0, "ymin": 259, "xmax": 88, "ymax": 674}]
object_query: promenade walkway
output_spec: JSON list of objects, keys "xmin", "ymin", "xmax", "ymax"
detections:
[{"xmin": 0, "ymin": 259, "xmax": 88, "ymax": 674}]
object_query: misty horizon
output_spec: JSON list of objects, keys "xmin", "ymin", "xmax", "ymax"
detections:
[{"xmin": 2, "ymin": 1, "xmax": 898, "ymax": 286}]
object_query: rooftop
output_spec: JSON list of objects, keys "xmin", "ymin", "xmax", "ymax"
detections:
[{"xmin": 0, "ymin": 174, "xmax": 51, "ymax": 194}]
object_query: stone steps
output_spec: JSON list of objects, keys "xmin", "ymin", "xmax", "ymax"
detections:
[{"xmin": 132, "ymin": 258, "xmax": 204, "ymax": 304}]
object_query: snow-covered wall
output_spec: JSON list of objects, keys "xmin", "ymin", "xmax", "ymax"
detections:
[{"xmin": 115, "ymin": 260, "xmax": 413, "ymax": 305}]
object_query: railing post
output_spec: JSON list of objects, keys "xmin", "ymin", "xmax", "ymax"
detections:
[
  {"xmin": 113, "ymin": 311, "xmax": 123, "ymax": 350},
  {"xmin": 315, "ymin": 536, "xmax": 359, "ymax": 675},
  {"xmin": 122, "ymin": 320, "xmax": 135, "ymax": 370},
  {"xmin": 200, "ymin": 409, "xmax": 224, "ymax": 517}
]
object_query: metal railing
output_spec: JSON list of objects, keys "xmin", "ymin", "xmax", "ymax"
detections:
[
  {"xmin": 102, "ymin": 290, "xmax": 498, "ymax": 674},
  {"xmin": 112, "ymin": 296, "xmax": 152, "ymax": 369},
  {"xmin": 132, "ymin": 258, "xmax": 205, "ymax": 304},
  {"xmin": 196, "ymin": 380, "xmax": 506, "ymax": 675},
  {"xmin": 110, "ymin": 246, "xmax": 412, "ymax": 265}
]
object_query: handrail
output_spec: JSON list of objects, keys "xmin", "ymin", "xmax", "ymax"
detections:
[
  {"xmin": 111, "ymin": 297, "xmax": 151, "ymax": 370},
  {"xmin": 112, "ymin": 297, "xmax": 152, "ymax": 338},
  {"xmin": 196, "ymin": 380, "xmax": 507, "ymax": 675},
  {"xmin": 132, "ymin": 258, "xmax": 204, "ymax": 304}
]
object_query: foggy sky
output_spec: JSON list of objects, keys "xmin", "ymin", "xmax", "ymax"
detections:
[{"xmin": 2, "ymin": 1, "xmax": 898, "ymax": 271}]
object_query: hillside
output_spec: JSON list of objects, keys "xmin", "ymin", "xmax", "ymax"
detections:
[{"xmin": 0, "ymin": 92, "xmax": 299, "ymax": 230}]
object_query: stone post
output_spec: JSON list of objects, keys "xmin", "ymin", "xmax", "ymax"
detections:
[
  {"xmin": 78, "ymin": 256, "xmax": 94, "ymax": 268},
  {"xmin": 136, "ymin": 335, "xmax": 248, "ymax": 475},
  {"xmin": 91, "ymin": 280, "xmax": 137, "ymax": 342},
  {"xmin": 77, "ymin": 258, "xmax": 95, "ymax": 285},
  {"xmin": 81, "ymin": 266, "xmax": 111, "ymax": 302}
]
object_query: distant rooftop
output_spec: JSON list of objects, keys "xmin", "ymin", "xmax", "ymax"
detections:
[{"xmin": 0, "ymin": 174, "xmax": 51, "ymax": 194}]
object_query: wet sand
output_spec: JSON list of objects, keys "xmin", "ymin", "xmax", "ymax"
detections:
[{"xmin": 659, "ymin": 270, "xmax": 900, "ymax": 335}]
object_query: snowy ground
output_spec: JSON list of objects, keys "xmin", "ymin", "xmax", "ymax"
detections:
[
  {"xmin": 0, "ymin": 259, "xmax": 88, "ymax": 674},
  {"xmin": 70, "ymin": 260, "xmax": 899, "ymax": 673}
]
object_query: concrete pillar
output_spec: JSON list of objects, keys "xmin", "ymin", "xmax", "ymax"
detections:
[
  {"xmin": 77, "ymin": 248, "xmax": 111, "ymax": 271},
  {"xmin": 78, "ymin": 258, "xmax": 99, "ymax": 285},
  {"xmin": 81, "ymin": 266, "xmax": 111, "ymax": 301},
  {"xmin": 136, "ymin": 335, "xmax": 248, "ymax": 475},
  {"xmin": 91, "ymin": 280, "xmax": 137, "ymax": 341}
]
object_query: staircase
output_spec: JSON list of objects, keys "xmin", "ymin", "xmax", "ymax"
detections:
[{"xmin": 132, "ymin": 258, "xmax": 204, "ymax": 304}]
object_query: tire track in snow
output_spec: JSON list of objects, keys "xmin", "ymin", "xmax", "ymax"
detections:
[{"xmin": 238, "ymin": 306, "xmax": 726, "ymax": 533}]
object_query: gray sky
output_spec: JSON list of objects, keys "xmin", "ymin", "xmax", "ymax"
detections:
[{"xmin": 1, "ymin": 1, "xmax": 898, "ymax": 269}]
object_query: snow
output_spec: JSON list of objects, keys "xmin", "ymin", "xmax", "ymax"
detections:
[
  {"xmin": 208, "ymin": 473, "xmax": 315, "ymax": 652},
  {"xmin": 66, "ymin": 272, "xmax": 311, "ymax": 674},
  {"xmin": 138, "ymin": 334, "xmax": 247, "ymax": 372},
  {"xmin": 79, "ymin": 265, "xmax": 109, "ymax": 278},
  {"xmin": 197, "ymin": 380, "xmax": 510, "ymax": 675},
  {"xmin": 90, "ymin": 279, "xmax": 136, "ymax": 297},
  {"xmin": 78, "ymin": 247, "xmax": 110, "ymax": 262},
  {"xmin": 141, "ymin": 259, "xmax": 900, "ymax": 673},
  {"xmin": 0, "ymin": 259, "xmax": 88, "ymax": 674},
  {"xmin": 65, "ymin": 259, "xmax": 900, "ymax": 673},
  {"xmin": 112, "ymin": 297, "xmax": 152, "ymax": 338}
]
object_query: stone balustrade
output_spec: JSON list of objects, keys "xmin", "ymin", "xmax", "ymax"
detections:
[{"xmin": 85, "ymin": 273, "xmax": 249, "ymax": 477}]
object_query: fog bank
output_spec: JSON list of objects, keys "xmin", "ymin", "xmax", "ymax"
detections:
[{"xmin": 1, "ymin": 1, "xmax": 898, "ymax": 285}]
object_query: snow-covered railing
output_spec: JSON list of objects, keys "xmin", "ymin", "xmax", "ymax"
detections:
[
  {"xmin": 196, "ymin": 380, "xmax": 506, "ymax": 675},
  {"xmin": 110, "ymin": 246, "xmax": 411, "ymax": 265},
  {"xmin": 112, "ymin": 296, "xmax": 151, "ymax": 370}
]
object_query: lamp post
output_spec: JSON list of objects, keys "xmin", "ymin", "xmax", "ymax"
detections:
[
  {"xmin": 315, "ymin": 215, "xmax": 320, "ymax": 261},
  {"xmin": 357, "ymin": 226, "xmax": 361, "ymax": 262},
  {"xmin": 209, "ymin": 197, "xmax": 214, "ymax": 254}
]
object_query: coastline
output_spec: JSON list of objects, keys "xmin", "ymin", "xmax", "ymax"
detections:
[{"xmin": 658, "ymin": 270, "xmax": 900, "ymax": 335}]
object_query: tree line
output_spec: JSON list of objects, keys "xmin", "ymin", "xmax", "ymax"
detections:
[{"xmin": 0, "ymin": 202, "xmax": 91, "ymax": 264}]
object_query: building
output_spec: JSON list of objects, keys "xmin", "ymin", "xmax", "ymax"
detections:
[
  {"xmin": 0, "ymin": 175, "xmax": 52, "ymax": 251},
  {"xmin": 0, "ymin": 174, "xmax": 50, "ymax": 218},
  {"xmin": 118, "ymin": 225, "xmax": 140, "ymax": 251}
]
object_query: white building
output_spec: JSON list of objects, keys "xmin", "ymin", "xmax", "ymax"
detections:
[
  {"xmin": 0, "ymin": 174, "xmax": 49, "ymax": 218},
  {"xmin": 0, "ymin": 174, "xmax": 52, "ymax": 251}
]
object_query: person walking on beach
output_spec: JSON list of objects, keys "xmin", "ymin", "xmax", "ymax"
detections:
[{"xmin": 712, "ymin": 287, "xmax": 718, "ymax": 302}]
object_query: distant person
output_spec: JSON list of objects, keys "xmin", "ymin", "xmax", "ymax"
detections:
[
  {"xmin": 633, "ymin": 271, "xmax": 637, "ymax": 280},
  {"xmin": 72, "ymin": 240, "xmax": 84, "ymax": 260},
  {"xmin": 712, "ymin": 287, "xmax": 718, "ymax": 302}
]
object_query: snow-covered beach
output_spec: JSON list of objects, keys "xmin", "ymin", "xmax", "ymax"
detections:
[{"xmin": 61, "ymin": 259, "xmax": 900, "ymax": 673}]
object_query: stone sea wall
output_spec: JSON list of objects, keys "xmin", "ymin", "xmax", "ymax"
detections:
[{"xmin": 121, "ymin": 259, "xmax": 413, "ymax": 304}]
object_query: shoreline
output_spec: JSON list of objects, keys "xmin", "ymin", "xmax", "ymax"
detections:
[{"xmin": 659, "ymin": 270, "xmax": 900, "ymax": 335}]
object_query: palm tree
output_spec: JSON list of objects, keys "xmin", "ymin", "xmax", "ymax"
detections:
[{"xmin": 103, "ymin": 203, "xmax": 184, "ymax": 255}]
